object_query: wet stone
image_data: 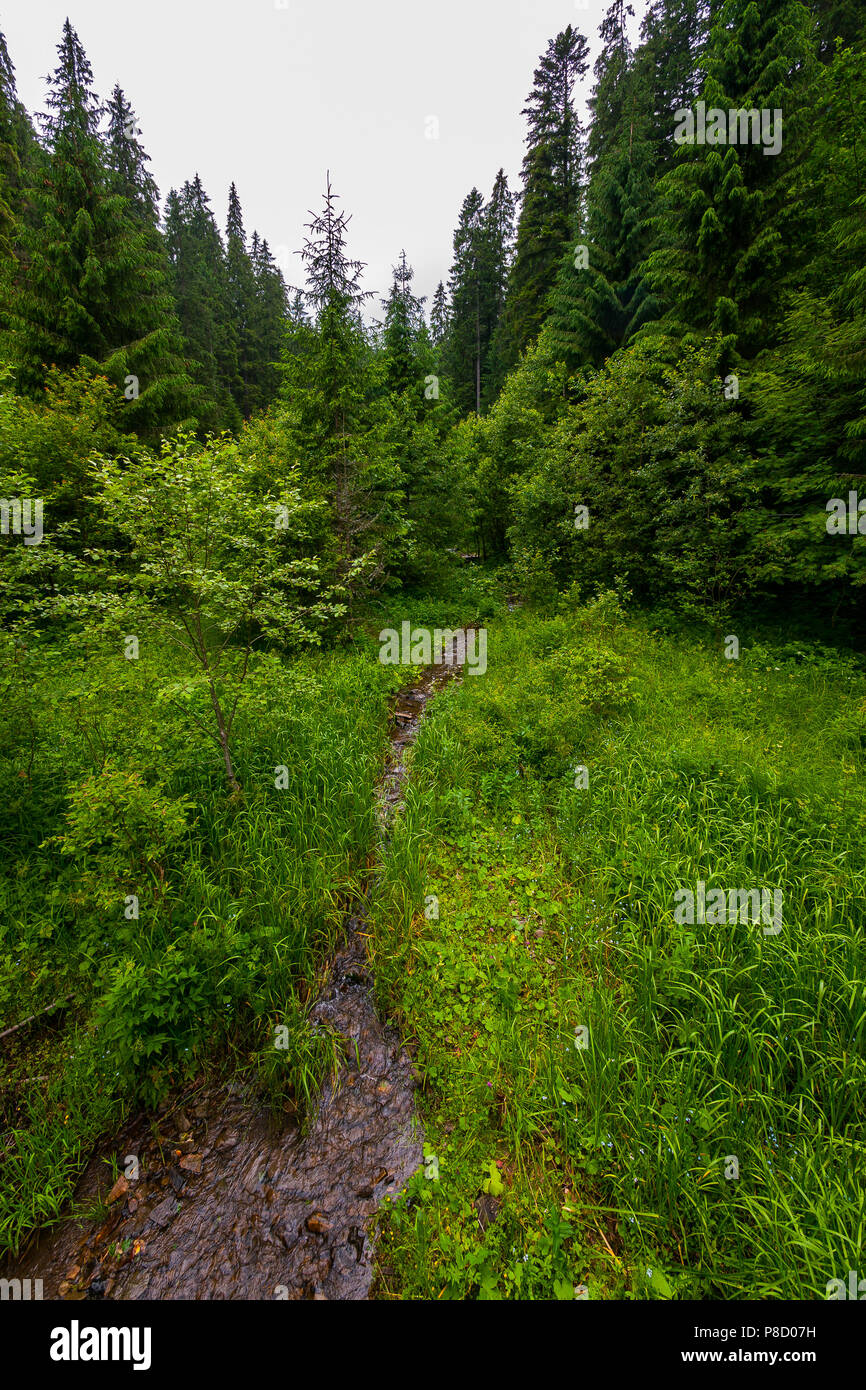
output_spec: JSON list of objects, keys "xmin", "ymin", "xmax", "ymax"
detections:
[
  {"xmin": 107, "ymin": 1175, "xmax": 129, "ymax": 1205},
  {"xmin": 148, "ymin": 1195, "xmax": 177, "ymax": 1229}
]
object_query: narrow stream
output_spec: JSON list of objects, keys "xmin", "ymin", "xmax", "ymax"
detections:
[{"xmin": 10, "ymin": 636, "xmax": 466, "ymax": 1300}]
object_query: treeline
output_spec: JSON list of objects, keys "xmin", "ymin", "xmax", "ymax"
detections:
[
  {"xmin": 438, "ymin": 0, "xmax": 866, "ymax": 631},
  {"xmin": 0, "ymin": 19, "xmax": 289, "ymax": 435},
  {"xmin": 2, "ymin": 4, "xmax": 866, "ymax": 634},
  {"xmin": 0, "ymin": 16, "xmax": 472, "ymax": 631}
]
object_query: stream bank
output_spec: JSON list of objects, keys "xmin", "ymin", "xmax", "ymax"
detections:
[{"xmin": 9, "ymin": 636, "xmax": 467, "ymax": 1300}]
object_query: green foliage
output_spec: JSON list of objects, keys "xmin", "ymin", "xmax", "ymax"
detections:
[
  {"xmin": 51, "ymin": 765, "xmax": 192, "ymax": 917},
  {"xmin": 443, "ymin": 171, "xmax": 517, "ymax": 414},
  {"xmin": 641, "ymin": 0, "xmax": 814, "ymax": 363},
  {"xmin": 508, "ymin": 338, "xmax": 757, "ymax": 620},
  {"xmin": 0, "ymin": 628, "xmax": 402, "ymax": 1250},
  {"xmin": 499, "ymin": 26, "xmax": 590, "ymax": 366},
  {"xmin": 7, "ymin": 21, "xmax": 195, "ymax": 432},
  {"xmin": 371, "ymin": 609, "xmax": 866, "ymax": 1299},
  {"xmin": 93, "ymin": 431, "xmax": 344, "ymax": 788},
  {"xmin": 1, "ymin": 0, "xmax": 865, "ymax": 1305},
  {"xmin": 163, "ymin": 177, "xmax": 242, "ymax": 434}
]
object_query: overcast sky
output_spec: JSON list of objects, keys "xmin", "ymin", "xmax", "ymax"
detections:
[{"xmin": 3, "ymin": 0, "xmax": 646, "ymax": 316}]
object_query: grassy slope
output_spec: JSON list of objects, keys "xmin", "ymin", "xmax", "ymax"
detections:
[{"xmin": 369, "ymin": 597, "xmax": 866, "ymax": 1299}]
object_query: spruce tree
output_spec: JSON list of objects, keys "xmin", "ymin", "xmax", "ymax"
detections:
[
  {"xmin": 483, "ymin": 168, "xmax": 517, "ymax": 401},
  {"xmin": 429, "ymin": 280, "xmax": 448, "ymax": 348},
  {"xmin": 0, "ymin": 26, "xmax": 36, "ymax": 254},
  {"xmin": 0, "ymin": 27, "xmax": 34, "ymax": 348},
  {"xmin": 381, "ymin": 249, "xmax": 426, "ymax": 400},
  {"xmin": 12, "ymin": 21, "xmax": 194, "ymax": 432},
  {"xmin": 638, "ymin": 0, "xmax": 711, "ymax": 175},
  {"xmin": 443, "ymin": 187, "xmax": 486, "ymax": 415},
  {"xmin": 104, "ymin": 85, "xmax": 158, "ymax": 224},
  {"xmin": 587, "ymin": 3, "xmax": 636, "ymax": 172},
  {"xmin": 283, "ymin": 174, "xmax": 401, "ymax": 612},
  {"xmin": 380, "ymin": 251, "xmax": 447, "ymax": 577},
  {"xmin": 548, "ymin": 27, "xmax": 658, "ymax": 369},
  {"xmin": 498, "ymin": 26, "xmax": 590, "ymax": 365},
  {"xmin": 164, "ymin": 174, "xmax": 240, "ymax": 431},
  {"xmin": 224, "ymin": 181, "xmax": 259, "ymax": 416},
  {"xmin": 641, "ymin": 0, "xmax": 815, "ymax": 363},
  {"xmin": 249, "ymin": 233, "xmax": 288, "ymax": 411},
  {"xmin": 281, "ymin": 286, "xmax": 313, "ymax": 369}
]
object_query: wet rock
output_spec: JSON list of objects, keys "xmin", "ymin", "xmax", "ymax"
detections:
[
  {"xmin": 148, "ymin": 1195, "xmax": 177, "ymax": 1229},
  {"xmin": 107, "ymin": 1175, "xmax": 129, "ymax": 1205},
  {"xmin": 179, "ymin": 1153, "xmax": 202, "ymax": 1174},
  {"xmin": 357, "ymin": 1167, "xmax": 390, "ymax": 1198},
  {"xmin": 305, "ymin": 1213, "xmax": 330, "ymax": 1235},
  {"xmin": 474, "ymin": 1192, "xmax": 501, "ymax": 1231},
  {"xmin": 347, "ymin": 1227, "xmax": 365, "ymax": 1261}
]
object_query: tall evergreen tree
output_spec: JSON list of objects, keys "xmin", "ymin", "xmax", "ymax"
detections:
[
  {"xmin": 104, "ymin": 84, "xmax": 158, "ymax": 223},
  {"xmin": 379, "ymin": 251, "xmax": 450, "ymax": 578},
  {"xmin": 429, "ymin": 280, "xmax": 448, "ymax": 348},
  {"xmin": 164, "ymin": 174, "xmax": 240, "ymax": 431},
  {"xmin": 483, "ymin": 168, "xmax": 517, "ymax": 400},
  {"xmin": 638, "ymin": 0, "xmax": 711, "ymax": 174},
  {"xmin": 280, "ymin": 286, "xmax": 313, "ymax": 367},
  {"xmin": 499, "ymin": 26, "xmax": 590, "ymax": 365},
  {"xmin": 640, "ymin": 0, "xmax": 815, "ymax": 364},
  {"xmin": 249, "ymin": 233, "xmax": 288, "ymax": 411},
  {"xmin": 224, "ymin": 181, "xmax": 260, "ymax": 417},
  {"xmin": 0, "ymin": 26, "xmax": 36, "ymax": 253},
  {"xmin": 0, "ymin": 27, "xmax": 35, "ymax": 347},
  {"xmin": 445, "ymin": 170, "xmax": 519, "ymax": 412},
  {"xmin": 381, "ymin": 249, "xmax": 427, "ymax": 400},
  {"xmin": 548, "ymin": 23, "xmax": 658, "ymax": 369},
  {"xmin": 443, "ymin": 187, "xmax": 486, "ymax": 415},
  {"xmin": 11, "ymin": 20, "xmax": 193, "ymax": 432},
  {"xmin": 587, "ymin": 3, "xmax": 636, "ymax": 172},
  {"xmin": 281, "ymin": 175, "xmax": 401, "ymax": 612}
]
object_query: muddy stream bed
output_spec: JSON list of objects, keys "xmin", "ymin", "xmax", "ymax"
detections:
[{"xmin": 9, "ymin": 637, "xmax": 467, "ymax": 1300}]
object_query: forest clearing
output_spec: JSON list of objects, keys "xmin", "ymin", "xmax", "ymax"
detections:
[{"xmin": 0, "ymin": 0, "xmax": 863, "ymax": 1358}]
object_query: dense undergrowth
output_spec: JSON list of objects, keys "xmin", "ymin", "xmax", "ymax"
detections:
[
  {"xmin": 4, "ymin": 573, "xmax": 864, "ymax": 1297},
  {"xmin": 0, "ymin": 632, "xmax": 403, "ymax": 1256},
  {"xmin": 369, "ymin": 592, "xmax": 866, "ymax": 1299}
]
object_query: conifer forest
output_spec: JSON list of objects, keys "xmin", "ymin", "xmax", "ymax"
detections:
[{"xmin": 0, "ymin": 0, "xmax": 864, "ymax": 1349}]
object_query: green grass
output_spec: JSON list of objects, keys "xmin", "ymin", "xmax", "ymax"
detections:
[
  {"xmin": 5, "ymin": 583, "xmax": 863, "ymax": 1292},
  {"xmin": 368, "ymin": 596, "xmax": 866, "ymax": 1299},
  {"xmin": 0, "ymin": 632, "xmax": 404, "ymax": 1256}
]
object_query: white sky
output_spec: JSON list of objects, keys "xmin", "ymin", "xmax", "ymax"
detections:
[{"xmin": 3, "ymin": 0, "xmax": 646, "ymax": 315}]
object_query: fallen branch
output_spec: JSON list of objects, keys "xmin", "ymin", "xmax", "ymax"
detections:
[{"xmin": 0, "ymin": 994, "xmax": 73, "ymax": 1042}]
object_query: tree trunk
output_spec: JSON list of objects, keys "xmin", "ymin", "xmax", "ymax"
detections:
[
  {"xmin": 475, "ymin": 275, "xmax": 482, "ymax": 415},
  {"xmin": 208, "ymin": 679, "xmax": 240, "ymax": 792}
]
